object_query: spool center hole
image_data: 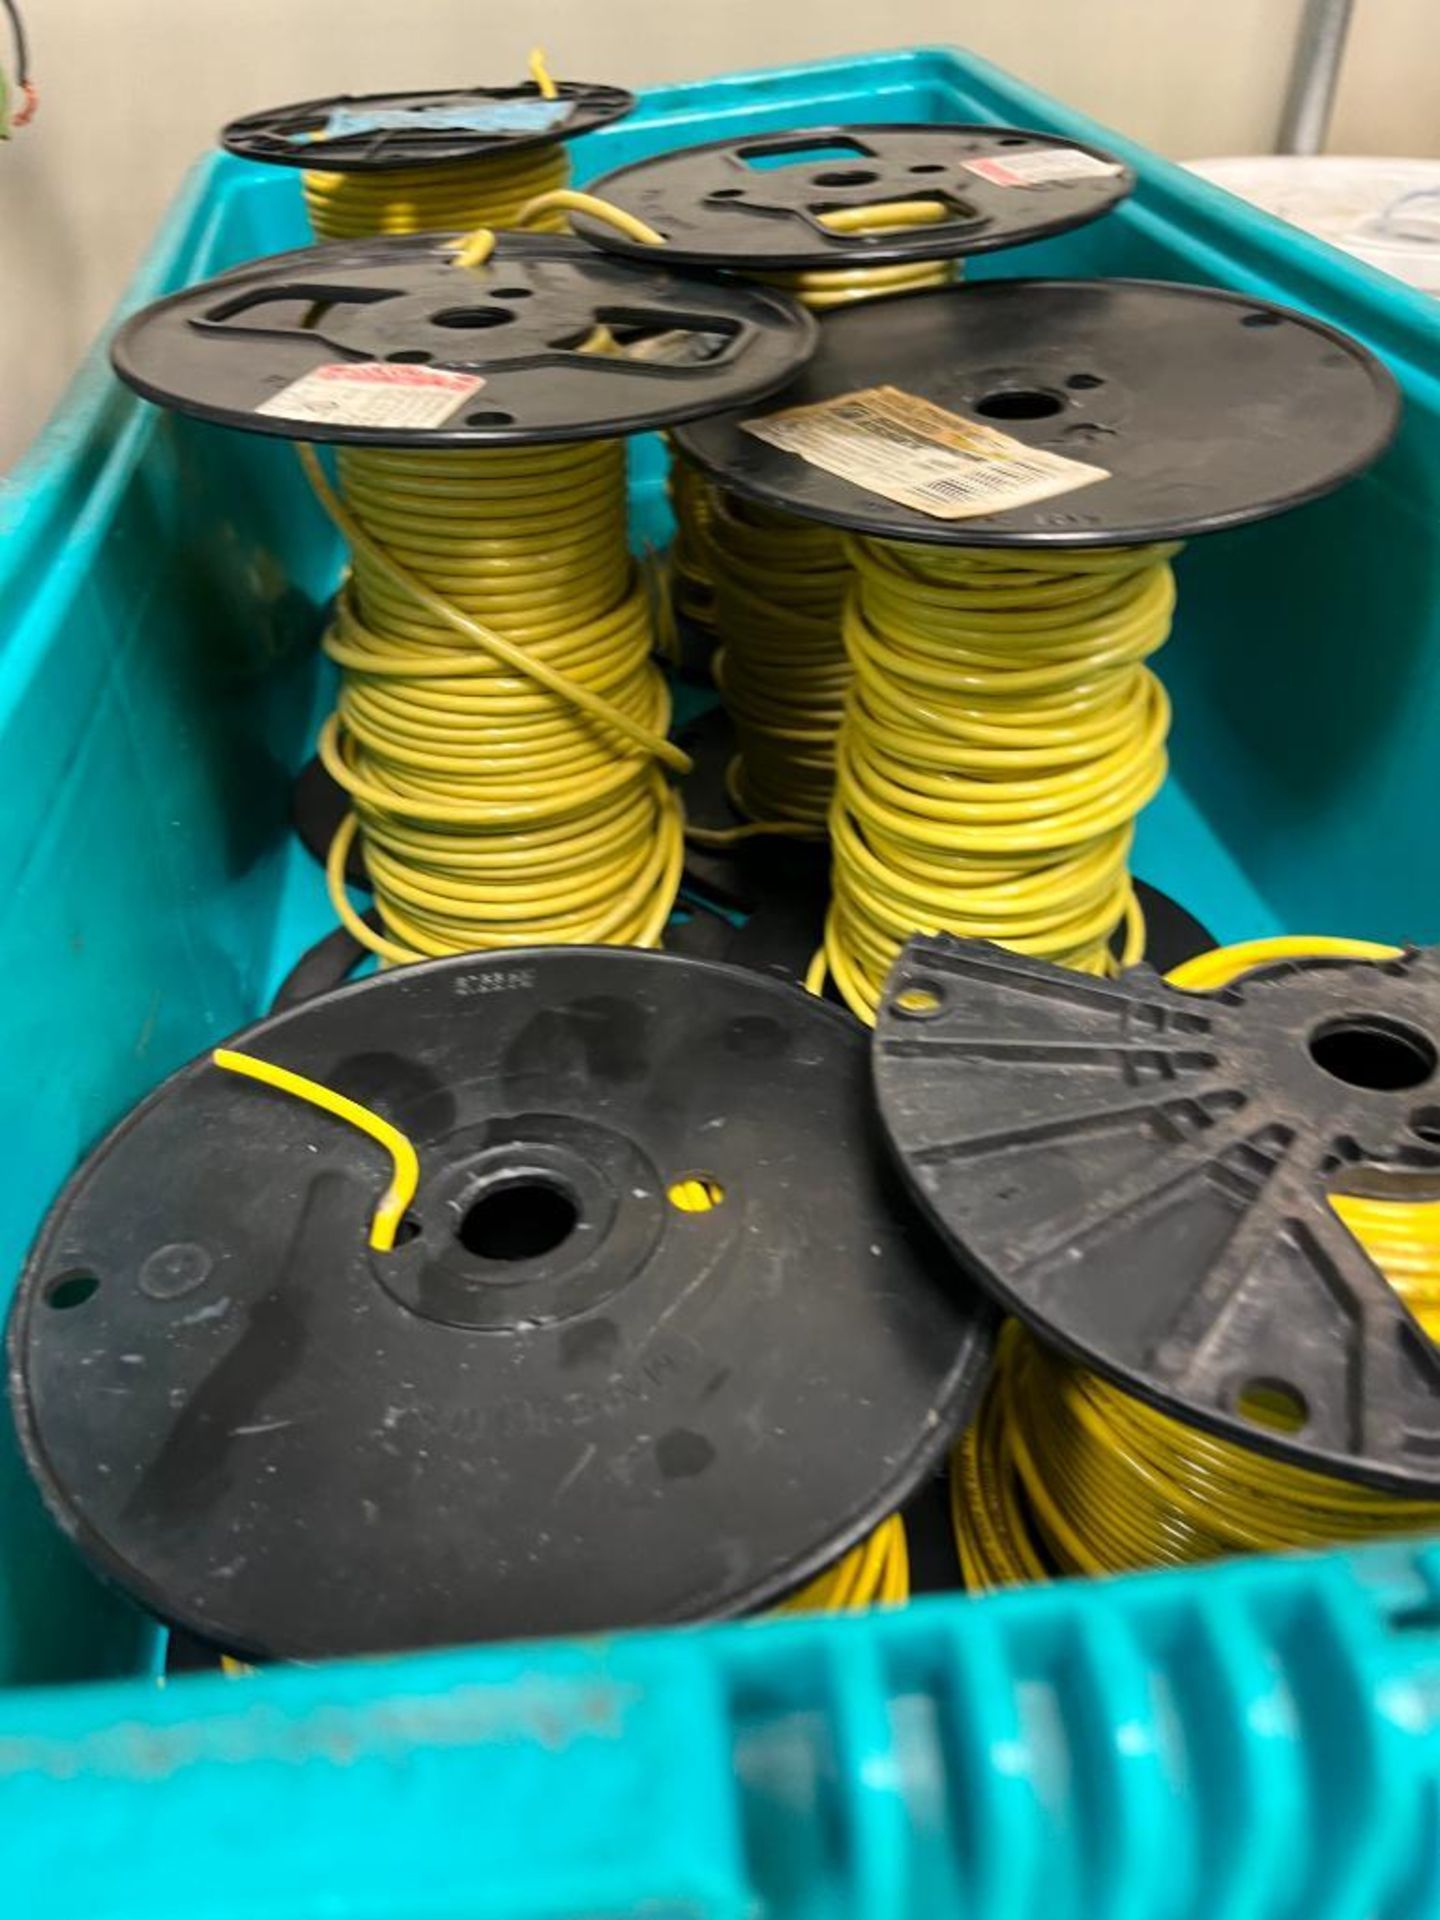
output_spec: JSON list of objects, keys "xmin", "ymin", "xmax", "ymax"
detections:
[
  {"xmin": 431, "ymin": 306, "xmax": 515, "ymax": 329},
  {"xmin": 1308, "ymin": 1015, "xmax": 1437, "ymax": 1092},
  {"xmin": 458, "ymin": 1179, "xmax": 578, "ymax": 1261},
  {"xmin": 973, "ymin": 388, "xmax": 1065, "ymax": 421}
]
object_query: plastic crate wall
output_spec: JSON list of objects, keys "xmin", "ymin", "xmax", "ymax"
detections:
[{"xmin": 6, "ymin": 1542, "xmax": 1440, "ymax": 1918}]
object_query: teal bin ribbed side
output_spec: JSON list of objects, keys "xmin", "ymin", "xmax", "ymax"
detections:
[
  {"xmin": 3, "ymin": 1545, "xmax": 1438, "ymax": 1918},
  {"xmin": 0, "ymin": 44, "xmax": 1438, "ymax": 1915}
]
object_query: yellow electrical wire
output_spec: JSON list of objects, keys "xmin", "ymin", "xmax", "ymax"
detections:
[
  {"xmin": 668, "ymin": 457, "xmax": 721, "ymax": 630},
  {"xmin": 302, "ymin": 49, "xmax": 573, "ymax": 241},
  {"xmin": 780, "ymin": 1513, "xmax": 910, "ymax": 1612},
  {"xmin": 952, "ymin": 935, "xmax": 1440, "ymax": 1592},
  {"xmin": 809, "ymin": 538, "xmax": 1177, "ymax": 1021},
  {"xmin": 212, "ymin": 1046, "xmax": 419, "ymax": 1251},
  {"xmin": 753, "ymin": 199, "xmax": 959, "ymax": 313},
  {"xmin": 685, "ymin": 487, "xmax": 851, "ymax": 841},
  {"xmin": 302, "ymin": 437, "xmax": 687, "ymax": 965}
]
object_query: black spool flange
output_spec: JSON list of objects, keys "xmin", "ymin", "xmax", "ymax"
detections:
[
  {"xmin": 873, "ymin": 934, "xmax": 1440, "ymax": 1495},
  {"xmin": 572, "ymin": 124, "xmax": 1133, "ymax": 270},
  {"xmin": 111, "ymin": 233, "xmax": 817, "ymax": 447},
  {"xmin": 222, "ymin": 81, "xmax": 633, "ymax": 173},
  {"xmin": 673, "ymin": 278, "xmax": 1400, "ymax": 546},
  {"xmin": 10, "ymin": 948, "xmax": 994, "ymax": 1659}
]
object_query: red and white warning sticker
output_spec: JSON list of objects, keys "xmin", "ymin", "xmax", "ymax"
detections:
[
  {"xmin": 963, "ymin": 147, "xmax": 1123, "ymax": 189},
  {"xmin": 255, "ymin": 362, "xmax": 485, "ymax": 430},
  {"xmin": 742, "ymin": 385, "xmax": 1108, "ymax": 520}
]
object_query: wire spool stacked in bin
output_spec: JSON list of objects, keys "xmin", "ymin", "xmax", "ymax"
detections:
[
  {"xmin": 111, "ymin": 225, "xmax": 817, "ymax": 967},
  {"xmin": 8, "ymin": 947, "xmax": 996, "ymax": 1657},
  {"xmin": 220, "ymin": 63, "xmax": 697, "ymax": 958},
  {"xmin": 565, "ymin": 123, "xmax": 1135, "ymax": 920},
  {"xmin": 220, "ymin": 55, "xmax": 632, "ymax": 241},
  {"xmin": 872, "ymin": 933, "xmax": 1440, "ymax": 1584},
  {"xmin": 668, "ymin": 271, "xmax": 1399, "ymax": 1009}
]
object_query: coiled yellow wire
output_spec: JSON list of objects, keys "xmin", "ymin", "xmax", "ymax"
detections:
[
  {"xmin": 668, "ymin": 457, "xmax": 721, "ymax": 630},
  {"xmin": 809, "ymin": 538, "xmax": 1177, "ymax": 1021},
  {"xmin": 302, "ymin": 49, "xmax": 572, "ymax": 241},
  {"xmin": 952, "ymin": 935, "xmax": 1440, "ymax": 1592},
  {"xmin": 304, "ymin": 144, "xmax": 572, "ymax": 241},
  {"xmin": 754, "ymin": 200, "xmax": 960, "ymax": 313},
  {"xmin": 781, "ymin": 1513, "xmax": 910, "ymax": 1612},
  {"xmin": 687, "ymin": 488, "xmax": 851, "ymax": 839},
  {"xmin": 306, "ymin": 438, "xmax": 686, "ymax": 964}
]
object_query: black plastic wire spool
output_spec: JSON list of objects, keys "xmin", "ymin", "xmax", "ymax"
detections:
[
  {"xmin": 10, "ymin": 948, "xmax": 995, "ymax": 1660},
  {"xmin": 112, "ymin": 237, "xmax": 818, "ymax": 979},
  {"xmin": 111, "ymin": 232, "xmax": 817, "ymax": 447},
  {"xmin": 873, "ymin": 935, "xmax": 1440, "ymax": 1497},
  {"xmin": 570, "ymin": 124, "xmax": 1133, "ymax": 271},
  {"xmin": 672, "ymin": 277, "xmax": 1399, "ymax": 545},
  {"xmin": 221, "ymin": 81, "xmax": 634, "ymax": 174}
]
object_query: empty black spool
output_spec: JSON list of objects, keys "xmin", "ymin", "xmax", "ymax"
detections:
[
  {"xmin": 111, "ymin": 233, "xmax": 817, "ymax": 447},
  {"xmin": 573, "ymin": 124, "xmax": 1133, "ymax": 269},
  {"xmin": 673, "ymin": 278, "xmax": 1400, "ymax": 547},
  {"xmin": 11, "ymin": 948, "xmax": 994, "ymax": 1659},
  {"xmin": 873, "ymin": 934, "xmax": 1440, "ymax": 1494},
  {"xmin": 222, "ymin": 82, "xmax": 633, "ymax": 173}
]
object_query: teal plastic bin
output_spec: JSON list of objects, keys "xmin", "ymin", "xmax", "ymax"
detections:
[{"xmin": 2, "ymin": 44, "xmax": 1439, "ymax": 1917}]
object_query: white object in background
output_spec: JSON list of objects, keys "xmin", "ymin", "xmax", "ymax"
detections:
[{"xmin": 1187, "ymin": 156, "xmax": 1440, "ymax": 294}]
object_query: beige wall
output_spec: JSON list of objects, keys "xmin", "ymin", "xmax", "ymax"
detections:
[{"xmin": 1, "ymin": 0, "xmax": 1433, "ymax": 468}]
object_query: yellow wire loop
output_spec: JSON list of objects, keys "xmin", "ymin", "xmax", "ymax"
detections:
[
  {"xmin": 668, "ymin": 456, "xmax": 721, "ymax": 629},
  {"xmin": 212, "ymin": 1048, "xmax": 419, "ymax": 1252},
  {"xmin": 518, "ymin": 188, "xmax": 665, "ymax": 245},
  {"xmin": 302, "ymin": 446, "xmax": 688, "ymax": 773},
  {"xmin": 756, "ymin": 217, "xmax": 956, "ymax": 313},
  {"xmin": 951, "ymin": 935, "xmax": 1440, "ymax": 1593}
]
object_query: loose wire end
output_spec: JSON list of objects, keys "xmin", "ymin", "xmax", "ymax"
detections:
[{"xmin": 212, "ymin": 1046, "xmax": 420, "ymax": 1252}]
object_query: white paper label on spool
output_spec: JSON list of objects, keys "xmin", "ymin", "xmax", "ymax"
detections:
[
  {"xmin": 742, "ymin": 385, "xmax": 1108, "ymax": 519},
  {"xmin": 255, "ymin": 363, "xmax": 486, "ymax": 430},
  {"xmin": 963, "ymin": 148, "xmax": 1123, "ymax": 189}
]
